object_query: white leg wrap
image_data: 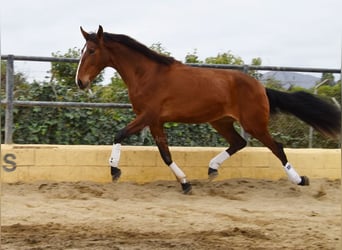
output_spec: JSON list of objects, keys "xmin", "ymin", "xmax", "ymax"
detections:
[
  {"xmin": 284, "ymin": 162, "xmax": 302, "ymax": 184},
  {"xmin": 169, "ymin": 162, "xmax": 187, "ymax": 183},
  {"xmin": 209, "ymin": 151, "xmax": 230, "ymax": 170},
  {"xmin": 109, "ymin": 143, "xmax": 121, "ymax": 168}
]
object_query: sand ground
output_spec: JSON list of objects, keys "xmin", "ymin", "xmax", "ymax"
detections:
[{"xmin": 1, "ymin": 178, "xmax": 341, "ymax": 249}]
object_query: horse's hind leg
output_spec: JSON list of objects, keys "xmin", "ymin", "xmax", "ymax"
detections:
[
  {"xmin": 248, "ymin": 129, "xmax": 309, "ymax": 186},
  {"xmin": 209, "ymin": 117, "xmax": 247, "ymax": 179}
]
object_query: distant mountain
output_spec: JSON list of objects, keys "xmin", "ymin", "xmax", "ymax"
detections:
[{"xmin": 260, "ymin": 72, "xmax": 320, "ymax": 89}]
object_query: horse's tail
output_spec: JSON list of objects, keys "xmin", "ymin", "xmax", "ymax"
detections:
[{"xmin": 265, "ymin": 88, "xmax": 341, "ymax": 138}]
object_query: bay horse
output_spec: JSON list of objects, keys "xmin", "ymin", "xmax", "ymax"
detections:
[{"xmin": 76, "ymin": 25, "xmax": 341, "ymax": 194}]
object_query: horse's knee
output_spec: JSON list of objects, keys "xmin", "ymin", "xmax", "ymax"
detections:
[{"xmin": 114, "ymin": 128, "xmax": 127, "ymax": 144}]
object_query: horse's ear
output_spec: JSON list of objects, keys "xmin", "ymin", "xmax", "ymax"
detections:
[
  {"xmin": 97, "ymin": 25, "xmax": 104, "ymax": 41},
  {"xmin": 80, "ymin": 26, "xmax": 89, "ymax": 40}
]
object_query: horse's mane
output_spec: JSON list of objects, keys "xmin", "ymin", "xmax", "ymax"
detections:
[{"xmin": 88, "ymin": 32, "xmax": 176, "ymax": 66}]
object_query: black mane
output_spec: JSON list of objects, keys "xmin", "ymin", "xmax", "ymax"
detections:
[{"xmin": 88, "ymin": 32, "xmax": 176, "ymax": 66}]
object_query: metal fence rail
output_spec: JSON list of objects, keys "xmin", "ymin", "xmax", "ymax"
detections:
[
  {"xmin": 1, "ymin": 54, "xmax": 340, "ymax": 73},
  {"xmin": 188, "ymin": 63, "xmax": 341, "ymax": 74},
  {"xmin": 0, "ymin": 100, "xmax": 132, "ymax": 108},
  {"xmin": 1, "ymin": 54, "xmax": 341, "ymax": 144},
  {"xmin": 1, "ymin": 55, "xmax": 79, "ymax": 63}
]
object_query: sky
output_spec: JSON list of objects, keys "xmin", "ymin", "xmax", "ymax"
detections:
[{"xmin": 1, "ymin": 0, "xmax": 342, "ymax": 82}]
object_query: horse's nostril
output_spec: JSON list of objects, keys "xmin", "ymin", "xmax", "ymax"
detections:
[{"xmin": 77, "ymin": 79, "xmax": 83, "ymax": 88}]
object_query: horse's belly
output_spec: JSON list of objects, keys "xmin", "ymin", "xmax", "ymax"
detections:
[{"xmin": 160, "ymin": 100, "xmax": 234, "ymax": 124}]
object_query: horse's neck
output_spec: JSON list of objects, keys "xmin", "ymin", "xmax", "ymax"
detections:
[{"xmin": 108, "ymin": 46, "xmax": 158, "ymax": 89}]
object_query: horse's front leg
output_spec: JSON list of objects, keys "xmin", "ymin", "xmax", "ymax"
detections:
[
  {"xmin": 149, "ymin": 124, "xmax": 192, "ymax": 194},
  {"xmin": 109, "ymin": 116, "xmax": 147, "ymax": 181}
]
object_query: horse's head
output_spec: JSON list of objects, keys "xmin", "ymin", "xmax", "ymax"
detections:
[{"xmin": 75, "ymin": 25, "xmax": 108, "ymax": 90}]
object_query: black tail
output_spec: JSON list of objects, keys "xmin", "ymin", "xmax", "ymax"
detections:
[{"xmin": 266, "ymin": 88, "xmax": 341, "ymax": 138}]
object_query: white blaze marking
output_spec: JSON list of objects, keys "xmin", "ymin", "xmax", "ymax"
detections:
[{"xmin": 75, "ymin": 44, "xmax": 87, "ymax": 86}]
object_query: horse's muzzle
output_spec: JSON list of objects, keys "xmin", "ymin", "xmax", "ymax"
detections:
[{"xmin": 77, "ymin": 79, "xmax": 87, "ymax": 90}]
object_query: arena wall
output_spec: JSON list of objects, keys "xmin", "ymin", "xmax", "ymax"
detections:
[{"xmin": 1, "ymin": 144, "xmax": 340, "ymax": 183}]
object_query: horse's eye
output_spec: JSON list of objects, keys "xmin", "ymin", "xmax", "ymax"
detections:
[{"xmin": 88, "ymin": 49, "xmax": 95, "ymax": 55}]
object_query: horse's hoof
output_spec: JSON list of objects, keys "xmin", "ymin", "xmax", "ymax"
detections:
[
  {"xmin": 208, "ymin": 168, "xmax": 218, "ymax": 180},
  {"xmin": 298, "ymin": 176, "xmax": 310, "ymax": 186},
  {"xmin": 181, "ymin": 182, "xmax": 192, "ymax": 194},
  {"xmin": 111, "ymin": 167, "xmax": 122, "ymax": 182}
]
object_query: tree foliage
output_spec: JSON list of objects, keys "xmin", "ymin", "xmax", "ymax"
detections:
[
  {"xmin": 321, "ymin": 72, "xmax": 335, "ymax": 86},
  {"xmin": 185, "ymin": 49, "xmax": 203, "ymax": 64}
]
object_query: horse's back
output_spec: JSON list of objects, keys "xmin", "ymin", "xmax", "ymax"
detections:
[
  {"xmin": 172, "ymin": 64, "xmax": 264, "ymax": 93},
  {"xmin": 156, "ymin": 64, "xmax": 269, "ymax": 125},
  {"xmin": 170, "ymin": 64, "xmax": 268, "ymax": 110}
]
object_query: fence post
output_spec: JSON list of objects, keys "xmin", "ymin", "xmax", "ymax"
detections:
[
  {"xmin": 241, "ymin": 65, "xmax": 250, "ymax": 144},
  {"xmin": 5, "ymin": 55, "xmax": 14, "ymax": 144}
]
